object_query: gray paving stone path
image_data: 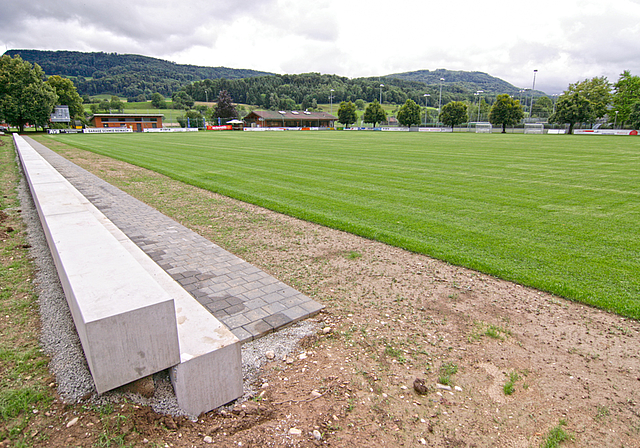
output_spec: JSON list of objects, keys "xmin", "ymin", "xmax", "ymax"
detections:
[{"xmin": 24, "ymin": 136, "xmax": 323, "ymax": 342}]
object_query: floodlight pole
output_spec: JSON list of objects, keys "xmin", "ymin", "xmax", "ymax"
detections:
[
  {"xmin": 380, "ymin": 84, "xmax": 384, "ymax": 104},
  {"xmin": 330, "ymin": 89, "xmax": 335, "ymax": 115},
  {"xmin": 530, "ymin": 70, "xmax": 538, "ymax": 118},
  {"xmin": 438, "ymin": 78, "xmax": 445, "ymax": 125},
  {"xmin": 423, "ymin": 94, "xmax": 430, "ymax": 125},
  {"xmin": 614, "ymin": 110, "xmax": 618, "ymax": 129},
  {"xmin": 476, "ymin": 90, "xmax": 483, "ymax": 122}
]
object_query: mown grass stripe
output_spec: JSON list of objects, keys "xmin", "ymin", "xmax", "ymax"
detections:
[{"xmin": 45, "ymin": 131, "xmax": 640, "ymax": 319}]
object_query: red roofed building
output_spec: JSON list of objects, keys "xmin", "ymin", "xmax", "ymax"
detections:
[
  {"xmin": 243, "ymin": 110, "xmax": 337, "ymax": 128},
  {"xmin": 89, "ymin": 114, "xmax": 164, "ymax": 132}
]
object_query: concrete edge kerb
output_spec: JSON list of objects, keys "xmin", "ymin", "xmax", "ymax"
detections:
[{"xmin": 14, "ymin": 134, "xmax": 243, "ymax": 413}]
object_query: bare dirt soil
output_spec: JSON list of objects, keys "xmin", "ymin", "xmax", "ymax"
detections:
[{"xmin": 13, "ymin": 139, "xmax": 640, "ymax": 447}]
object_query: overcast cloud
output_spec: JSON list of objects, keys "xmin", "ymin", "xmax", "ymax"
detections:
[{"xmin": 2, "ymin": 0, "xmax": 640, "ymax": 94}]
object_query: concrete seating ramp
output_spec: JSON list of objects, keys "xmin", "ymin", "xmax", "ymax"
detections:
[{"xmin": 15, "ymin": 134, "xmax": 243, "ymax": 414}]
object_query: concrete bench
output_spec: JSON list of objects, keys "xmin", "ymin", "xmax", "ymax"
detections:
[{"xmin": 15, "ymin": 135, "xmax": 242, "ymax": 414}]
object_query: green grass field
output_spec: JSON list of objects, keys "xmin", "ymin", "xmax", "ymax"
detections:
[{"xmin": 44, "ymin": 131, "xmax": 640, "ymax": 319}]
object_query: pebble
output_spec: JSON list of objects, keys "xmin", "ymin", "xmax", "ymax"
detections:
[
  {"xmin": 298, "ymin": 352, "xmax": 307, "ymax": 360},
  {"xmin": 454, "ymin": 386, "xmax": 463, "ymax": 392},
  {"xmin": 203, "ymin": 435, "xmax": 213, "ymax": 443},
  {"xmin": 322, "ymin": 327, "xmax": 332, "ymax": 334},
  {"xmin": 285, "ymin": 357, "xmax": 294, "ymax": 364},
  {"xmin": 265, "ymin": 350, "xmax": 275, "ymax": 360},
  {"xmin": 313, "ymin": 429, "xmax": 322, "ymax": 441},
  {"xmin": 66, "ymin": 417, "xmax": 79, "ymax": 428},
  {"xmin": 311, "ymin": 390, "xmax": 322, "ymax": 397},
  {"xmin": 436, "ymin": 383, "xmax": 452, "ymax": 391},
  {"xmin": 261, "ymin": 383, "xmax": 269, "ymax": 389},
  {"xmin": 419, "ymin": 438, "xmax": 427, "ymax": 445},
  {"xmin": 289, "ymin": 428, "xmax": 302, "ymax": 435}
]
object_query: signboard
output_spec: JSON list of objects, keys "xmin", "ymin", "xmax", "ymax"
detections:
[
  {"xmin": 574, "ymin": 129, "xmax": 638, "ymax": 136},
  {"xmin": 47, "ymin": 129, "xmax": 81, "ymax": 134},
  {"xmin": 206, "ymin": 125, "xmax": 232, "ymax": 131},
  {"xmin": 143, "ymin": 127, "xmax": 199, "ymax": 133},
  {"xmin": 50, "ymin": 106, "xmax": 71, "ymax": 123},
  {"xmin": 84, "ymin": 128, "xmax": 133, "ymax": 133}
]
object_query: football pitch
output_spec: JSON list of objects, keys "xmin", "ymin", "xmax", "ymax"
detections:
[{"xmin": 45, "ymin": 131, "xmax": 640, "ymax": 319}]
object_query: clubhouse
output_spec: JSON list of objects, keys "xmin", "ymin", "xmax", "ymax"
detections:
[
  {"xmin": 89, "ymin": 113, "xmax": 164, "ymax": 132},
  {"xmin": 244, "ymin": 110, "xmax": 337, "ymax": 128}
]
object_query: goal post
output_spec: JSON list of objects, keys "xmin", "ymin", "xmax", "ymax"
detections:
[
  {"xmin": 475, "ymin": 122, "xmax": 492, "ymax": 133},
  {"xmin": 524, "ymin": 123, "xmax": 545, "ymax": 134}
]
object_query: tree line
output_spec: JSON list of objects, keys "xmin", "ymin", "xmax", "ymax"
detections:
[{"xmin": 2, "ymin": 52, "xmax": 639, "ymax": 133}]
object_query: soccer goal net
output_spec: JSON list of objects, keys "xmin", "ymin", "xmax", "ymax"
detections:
[
  {"xmin": 475, "ymin": 122, "xmax": 492, "ymax": 133},
  {"xmin": 524, "ymin": 123, "xmax": 545, "ymax": 134}
]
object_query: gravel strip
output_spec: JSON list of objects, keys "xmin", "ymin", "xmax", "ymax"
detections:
[{"xmin": 17, "ymin": 163, "xmax": 318, "ymax": 417}]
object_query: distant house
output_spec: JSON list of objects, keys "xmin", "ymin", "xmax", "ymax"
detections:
[
  {"xmin": 243, "ymin": 110, "xmax": 337, "ymax": 128},
  {"xmin": 89, "ymin": 113, "xmax": 164, "ymax": 132}
]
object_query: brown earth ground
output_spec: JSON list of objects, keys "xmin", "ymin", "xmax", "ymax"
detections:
[{"xmin": 7, "ymin": 136, "xmax": 640, "ymax": 447}]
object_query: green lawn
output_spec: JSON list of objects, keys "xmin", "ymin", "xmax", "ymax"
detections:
[{"xmin": 44, "ymin": 131, "xmax": 640, "ymax": 319}]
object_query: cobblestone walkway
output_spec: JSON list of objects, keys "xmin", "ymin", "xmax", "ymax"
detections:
[{"xmin": 25, "ymin": 137, "xmax": 323, "ymax": 342}]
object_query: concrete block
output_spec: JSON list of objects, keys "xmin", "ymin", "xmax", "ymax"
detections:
[
  {"xmin": 15, "ymin": 135, "xmax": 181, "ymax": 393},
  {"xmin": 85, "ymin": 183, "xmax": 244, "ymax": 415}
]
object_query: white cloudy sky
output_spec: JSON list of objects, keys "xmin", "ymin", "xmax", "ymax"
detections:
[{"xmin": 2, "ymin": 0, "xmax": 640, "ymax": 94}]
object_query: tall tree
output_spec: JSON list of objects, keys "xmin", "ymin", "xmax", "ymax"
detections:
[
  {"xmin": 363, "ymin": 100, "xmax": 386, "ymax": 127},
  {"xmin": 337, "ymin": 101, "xmax": 357, "ymax": 128},
  {"xmin": 172, "ymin": 91, "xmax": 194, "ymax": 110},
  {"xmin": 109, "ymin": 95, "xmax": 125, "ymax": 113},
  {"xmin": 612, "ymin": 70, "xmax": 640, "ymax": 124},
  {"xmin": 213, "ymin": 90, "xmax": 238, "ymax": 122},
  {"xmin": 489, "ymin": 94, "xmax": 524, "ymax": 133},
  {"xmin": 150, "ymin": 92, "xmax": 166, "ymax": 109},
  {"xmin": 46, "ymin": 75, "xmax": 84, "ymax": 118},
  {"xmin": 396, "ymin": 99, "xmax": 421, "ymax": 128},
  {"xmin": 628, "ymin": 101, "xmax": 640, "ymax": 130},
  {"xmin": 549, "ymin": 91, "xmax": 591, "ymax": 134},
  {"xmin": 0, "ymin": 54, "xmax": 57, "ymax": 132},
  {"xmin": 439, "ymin": 101, "xmax": 468, "ymax": 131}
]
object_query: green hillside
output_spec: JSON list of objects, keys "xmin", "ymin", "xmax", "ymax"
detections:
[
  {"xmin": 387, "ymin": 69, "xmax": 545, "ymax": 97},
  {"xmin": 3, "ymin": 49, "xmax": 273, "ymax": 99}
]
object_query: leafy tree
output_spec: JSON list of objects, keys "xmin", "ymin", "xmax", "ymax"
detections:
[
  {"xmin": 396, "ymin": 99, "xmax": 421, "ymax": 128},
  {"xmin": 489, "ymin": 94, "xmax": 524, "ymax": 133},
  {"xmin": 363, "ymin": 100, "xmax": 386, "ymax": 127},
  {"xmin": 549, "ymin": 91, "xmax": 591, "ymax": 134},
  {"xmin": 98, "ymin": 100, "xmax": 111, "ymax": 113},
  {"xmin": 531, "ymin": 96, "xmax": 553, "ymax": 118},
  {"xmin": 172, "ymin": 91, "xmax": 194, "ymax": 110},
  {"xmin": 109, "ymin": 95, "xmax": 124, "ymax": 113},
  {"xmin": 628, "ymin": 101, "xmax": 640, "ymax": 130},
  {"xmin": 213, "ymin": 90, "xmax": 238, "ymax": 121},
  {"xmin": 572, "ymin": 77, "xmax": 611, "ymax": 120},
  {"xmin": 0, "ymin": 54, "xmax": 58, "ymax": 132},
  {"xmin": 46, "ymin": 75, "xmax": 84, "ymax": 118},
  {"xmin": 355, "ymin": 99, "xmax": 365, "ymax": 110},
  {"xmin": 150, "ymin": 92, "xmax": 166, "ymax": 109},
  {"xmin": 612, "ymin": 70, "xmax": 640, "ymax": 124},
  {"xmin": 439, "ymin": 101, "xmax": 468, "ymax": 131},
  {"xmin": 337, "ymin": 101, "xmax": 357, "ymax": 128}
]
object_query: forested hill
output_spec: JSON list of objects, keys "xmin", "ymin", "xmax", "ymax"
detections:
[
  {"xmin": 3, "ymin": 49, "xmax": 542, "ymax": 105},
  {"xmin": 3, "ymin": 49, "xmax": 274, "ymax": 99},
  {"xmin": 387, "ymin": 69, "xmax": 523, "ymax": 94}
]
